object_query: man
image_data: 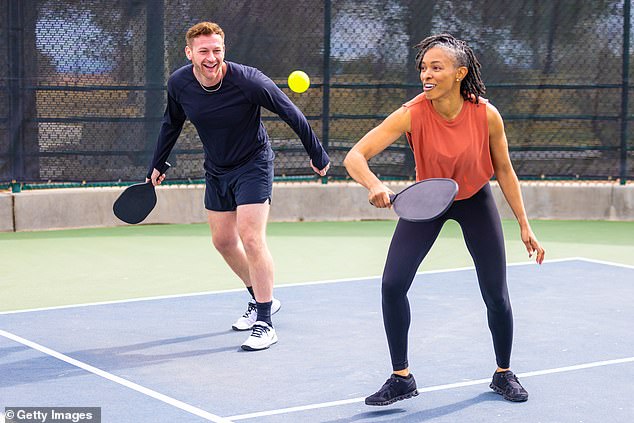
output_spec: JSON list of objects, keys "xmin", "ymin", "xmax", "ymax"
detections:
[{"xmin": 147, "ymin": 22, "xmax": 330, "ymax": 351}]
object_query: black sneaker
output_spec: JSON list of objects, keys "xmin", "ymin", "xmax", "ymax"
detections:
[
  {"xmin": 365, "ymin": 374, "xmax": 418, "ymax": 406},
  {"xmin": 490, "ymin": 370, "xmax": 529, "ymax": 402}
]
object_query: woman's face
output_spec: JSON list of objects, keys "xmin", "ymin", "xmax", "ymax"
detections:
[{"xmin": 419, "ymin": 46, "xmax": 466, "ymax": 101}]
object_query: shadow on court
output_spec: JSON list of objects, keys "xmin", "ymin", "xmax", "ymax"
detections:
[
  {"xmin": 322, "ymin": 393, "xmax": 501, "ymax": 423},
  {"xmin": 0, "ymin": 259, "xmax": 633, "ymax": 422},
  {"xmin": 0, "ymin": 331, "xmax": 238, "ymax": 388}
]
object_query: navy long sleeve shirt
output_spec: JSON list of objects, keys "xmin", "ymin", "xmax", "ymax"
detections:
[{"xmin": 148, "ymin": 61, "xmax": 329, "ymax": 177}]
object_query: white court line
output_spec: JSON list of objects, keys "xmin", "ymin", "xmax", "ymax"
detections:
[
  {"xmin": 574, "ymin": 257, "xmax": 634, "ymax": 270},
  {"xmin": 0, "ymin": 257, "xmax": 583, "ymax": 316},
  {"xmin": 226, "ymin": 356, "xmax": 634, "ymax": 421},
  {"xmin": 0, "ymin": 329, "xmax": 234, "ymax": 423}
]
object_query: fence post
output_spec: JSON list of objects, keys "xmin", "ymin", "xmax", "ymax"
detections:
[
  {"xmin": 322, "ymin": 0, "xmax": 331, "ymax": 184},
  {"xmin": 620, "ymin": 0, "xmax": 630, "ymax": 185},
  {"xmin": 7, "ymin": 0, "xmax": 38, "ymax": 185},
  {"xmin": 8, "ymin": 0, "xmax": 25, "ymax": 185},
  {"xmin": 145, "ymin": 0, "xmax": 165, "ymax": 167}
]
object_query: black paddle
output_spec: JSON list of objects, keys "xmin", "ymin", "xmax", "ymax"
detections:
[
  {"xmin": 113, "ymin": 162, "xmax": 171, "ymax": 224},
  {"xmin": 388, "ymin": 178, "xmax": 458, "ymax": 222}
]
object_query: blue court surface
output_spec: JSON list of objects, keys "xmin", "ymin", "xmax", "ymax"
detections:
[{"xmin": 1, "ymin": 258, "xmax": 633, "ymax": 422}]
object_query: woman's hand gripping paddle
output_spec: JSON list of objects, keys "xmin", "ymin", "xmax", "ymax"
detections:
[
  {"xmin": 113, "ymin": 162, "xmax": 171, "ymax": 224},
  {"xmin": 389, "ymin": 178, "xmax": 458, "ymax": 222}
]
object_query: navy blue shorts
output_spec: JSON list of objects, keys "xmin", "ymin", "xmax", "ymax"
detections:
[{"xmin": 204, "ymin": 149, "xmax": 274, "ymax": 212}]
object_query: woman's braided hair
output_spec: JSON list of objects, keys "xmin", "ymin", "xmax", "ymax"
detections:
[{"xmin": 414, "ymin": 34, "xmax": 486, "ymax": 103}]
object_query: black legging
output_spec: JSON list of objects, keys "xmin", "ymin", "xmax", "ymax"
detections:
[{"xmin": 381, "ymin": 183, "xmax": 513, "ymax": 371}]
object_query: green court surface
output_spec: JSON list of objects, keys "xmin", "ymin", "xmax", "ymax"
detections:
[{"xmin": 1, "ymin": 220, "xmax": 632, "ymax": 312}]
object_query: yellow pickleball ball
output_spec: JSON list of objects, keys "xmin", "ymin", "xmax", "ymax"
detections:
[{"xmin": 288, "ymin": 70, "xmax": 310, "ymax": 93}]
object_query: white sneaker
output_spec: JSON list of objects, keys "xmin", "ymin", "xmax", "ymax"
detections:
[
  {"xmin": 241, "ymin": 321, "xmax": 278, "ymax": 351},
  {"xmin": 231, "ymin": 298, "xmax": 281, "ymax": 331}
]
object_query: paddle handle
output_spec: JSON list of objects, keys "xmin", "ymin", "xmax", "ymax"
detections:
[{"xmin": 369, "ymin": 193, "xmax": 397, "ymax": 206}]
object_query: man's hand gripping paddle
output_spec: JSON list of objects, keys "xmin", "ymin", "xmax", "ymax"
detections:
[{"xmin": 113, "ymin": 162, "xmax": 171, "ymax": 224}]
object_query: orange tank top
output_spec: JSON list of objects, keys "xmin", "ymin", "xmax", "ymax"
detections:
[{"xmin": 403, "ymin": 93, "xmax": 493, "ymax": 200}]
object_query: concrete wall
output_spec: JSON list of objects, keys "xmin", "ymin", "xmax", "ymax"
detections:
[
  {"xmin": 0, "ymin": 193, "xmax": 13, "ymax": 232},
  {"xmin": 2, "ymin": 181, "xmax": 633, "ymax": 232},
  {"xmin": 490, "ymin": 182, "xmax": 633, "ymax": 220},
  {"xmin": 10, "ymin": 185, "xmax": 208, "ymax": 232},
  {"xmin": 270, "ymin": 182, "xmax": 401, "ymax": 222}
]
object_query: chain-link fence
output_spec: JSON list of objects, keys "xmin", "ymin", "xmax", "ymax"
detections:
[{"xmin": 1, "ymin": 0, "xmax": 633, "ymax": 187}]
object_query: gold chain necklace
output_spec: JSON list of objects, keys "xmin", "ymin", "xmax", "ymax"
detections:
[{"xmin": 197, "ymin": 65, "xmax": 223, "ymax": 93}]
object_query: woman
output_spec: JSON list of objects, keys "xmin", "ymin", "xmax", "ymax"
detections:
[{"xmin": 344, "ymin": 34, "xmax": 545, "ymax": 406}]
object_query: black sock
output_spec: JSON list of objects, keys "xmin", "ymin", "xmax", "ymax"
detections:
[
  {"xmin": 246, "ymin": 286, "xmax": 255, "ymax": 300},
  {"xmin": 256, "ymin": 301, "xmax": 273, "ymax": 326}
]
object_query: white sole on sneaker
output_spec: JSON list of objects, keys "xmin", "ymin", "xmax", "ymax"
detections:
[
  {"xmin": 241, "ymin": 335, "xmax": 278, "ymax": 351},
  {"xmin": 240, "ymin": 322, "xmax": 278, "ymax": 351},
  {"xmin": 231, "ymin": 298, "xmax": 282, "ymax": 332},
  {"xmin": 231, "ymin": 301, "xmax": 257, "ymax": 331}
]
